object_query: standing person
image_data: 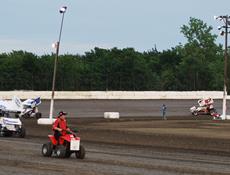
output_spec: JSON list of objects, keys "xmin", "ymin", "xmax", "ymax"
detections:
[
  {"xmin": 52, "ymin": 111, "xmax": 70, "ymax": 144},
  {"xmin": 161, "ymin": 104, "xmax": 167, "ymax": 120}
]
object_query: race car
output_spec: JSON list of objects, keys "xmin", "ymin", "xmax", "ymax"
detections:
[
  {"xmin": 0, "ymin": 96, "xmax": 42, "ymax": 119},
  {"xmin": 190, "ymin": 97, "xmax": 220, "ymax": 119},
  {"xmin": 0, "ymin": 112, "xmax": 26, "ymax": 137}
]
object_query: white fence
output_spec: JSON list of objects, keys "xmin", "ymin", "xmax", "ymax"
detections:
[{"xmin": 0, "ymin": 91, "xmax": 229, "ymax": 100}]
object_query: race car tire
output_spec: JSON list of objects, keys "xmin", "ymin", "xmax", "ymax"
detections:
[
  {"xmin": 22, "ymin": 113, "xmax": 30, "ymax": 119},
  {"xmin": 75, "ymin": 145, "xmax": 85, "ymax": 159},
  {"xmin": 42, "ymin": 142, "xmax": 53, "ymax": 157},
  {"xmin": 0, "ymin": 124, "xmax": 2, "ymax": 136},
  {"xmin": 35, "ymin": 112, "xmax": 42, "ymax": 119},
  {"xmin": 2, "ymin": 131, "xmax": 12, "ymax": 137},
  {"xmin": 18, "ymin": 127, "xmax": 26, "ymax": 138},
  {"xmin": 209, "ymin": 108, "xmax": 215, "ymax": 114},
  {"xmin": 192, "ymin": 111, "xmax": 198, "ymax": 116},
  {"xmin": 56, "ymin": 145, "xmax": 66, "ymax": 158}
]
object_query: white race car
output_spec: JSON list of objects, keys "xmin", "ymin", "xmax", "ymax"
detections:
[
  {"xmin": 190, "ymin": 98, "xmax": 220, "ymax": 119},
  {"xmin": 0, "ymin": 96, "xmax": 42, "ymax": 119},
  {"xmin": 0, "ymin": 112, "xmax": 26, "ymax": 137}
]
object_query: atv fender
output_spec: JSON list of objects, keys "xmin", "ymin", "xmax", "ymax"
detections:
[{"xmin": 48, "ymin": 135, "xmax": 58, "ymax": 145}]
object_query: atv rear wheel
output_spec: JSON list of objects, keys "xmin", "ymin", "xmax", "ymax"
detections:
[
  {"xmin": 75, "ymin": 145, "xmax": 85, "ymax": 159},
  {"xmin": 56, "ymin": 145, "xmax": 66, "ymax": 158},
  {"xmin": 65, "ymin": 150, "xmax": 72, "ymax": 158},
  {"xmin": 42, "ymin": 142, "xmax": 53, "ymax": 157}
]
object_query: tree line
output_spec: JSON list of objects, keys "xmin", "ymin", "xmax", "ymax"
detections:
[{"xmin": 0, "ymin": 17, "xmax": 229, "ymax": 92}]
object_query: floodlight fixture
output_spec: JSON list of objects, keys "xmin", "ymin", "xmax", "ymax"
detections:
[
  {"xmin": 218, "ymin": 26, "xmax": 222, "ymax": 30},
  {"xmin": 220, "ymin": 30, "xmax": 225, "ymax": 36},
  {"xmin": 59, "ymin": 6, "xmax": 67, "ymax": 13},
  {"xmin": 214, "ymin": 15, "xmax": 221, "ymax": 20},
  {"xmin": 52, "ymin": 42, "xmax": 58, "ymax": 49}
]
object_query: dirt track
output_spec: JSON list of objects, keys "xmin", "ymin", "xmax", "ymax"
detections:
[
  {"xmin": 1, "ymin": 99, "xmax": 230, "ymax": 175},
  {"xmin": 38, "ymin": 99, "xmax": 229, "ymax": 118},
  {"xmin": 1, "ymin": 117, "xmax": 230, "ymax": 175}
]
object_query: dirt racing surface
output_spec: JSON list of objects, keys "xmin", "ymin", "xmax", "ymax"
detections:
[{"xmin": 1, "ymin": 116, "xmax": 230, "ymax": 175}]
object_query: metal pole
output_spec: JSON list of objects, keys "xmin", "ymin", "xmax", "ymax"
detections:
[
  {"xmin": 49, "ymin": 9, "xmax": 66, "ymax": 119},
  {"xmin": 223, "ymin": 16, "xmax": 228, "ymax": 120}
]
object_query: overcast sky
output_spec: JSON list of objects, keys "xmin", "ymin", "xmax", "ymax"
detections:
[{"xmin": 0, "ymin": 0, "xmax": 229, "ymax": 55}]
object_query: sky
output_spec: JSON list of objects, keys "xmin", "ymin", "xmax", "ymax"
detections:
[{"xmin": 0, "ymin": 0, "xmax": 230, "ymax": 55}]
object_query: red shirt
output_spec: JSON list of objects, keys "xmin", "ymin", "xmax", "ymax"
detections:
[{"xmin": 52, "ymin": 117, "xmax": 68, "ymax": 135}]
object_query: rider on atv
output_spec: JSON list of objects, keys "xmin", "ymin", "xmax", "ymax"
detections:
[
  {"xmin": 52, "ymin": 111, "xmax": 70, "ymax": 144},
  {"xmin": 42, "ymin": 111, "xmax": 85, "ymax": 159}
]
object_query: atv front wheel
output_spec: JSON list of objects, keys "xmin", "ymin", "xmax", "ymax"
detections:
[
  {"xmin": 42, "ymin": 142, "xmax": 53, "ymax": 157},
  {"xmin": 75, "ymin": 145, "xmax": 85, "ymax": 159}
]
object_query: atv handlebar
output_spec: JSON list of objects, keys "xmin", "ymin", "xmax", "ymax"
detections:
[
  {"xmin": 67, "ymin": 130, "xmax": 76, "ymax": 136},
  {"xmin": 61, "ymin": 128, "xmax": 79, "ymax": 136},
  {"xmin": 55, "ymin": 127, "xmax": 79, "ymax": 136}
]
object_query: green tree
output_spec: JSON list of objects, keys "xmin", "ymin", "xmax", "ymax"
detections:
[
  {"xmin": 158, "ymin": 48, "xmax": 182, "ymax": 90},
  {"xmin": 178, "ymin": 17, "xmax": 223, "ymax": 90}
]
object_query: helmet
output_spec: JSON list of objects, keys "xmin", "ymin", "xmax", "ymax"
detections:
[{"xmin": 58, "ymin": 111, "xmax": 67, "ymax": 116}]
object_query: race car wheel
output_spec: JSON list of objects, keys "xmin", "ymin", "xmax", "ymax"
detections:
[
  {"xmin": 56, "ymin": 145, "xmax": 66, "ymax": 158},
  {"xmin": 75, "ymin": 145, "xmax": 85, "ymax": 159},
  {"xmin": 18, "ymin": 127, "xmax": 26, "ymax": 138},
  {"xmin": 209, "ymin": 109, "xmax": 215, "ymax": 114},
  {"xmin": 35, "ymin": 112, "xmax": 42, "ymax": 119},
  {"xmin": 22, "ymin": 113, "xmax": 30, "ymax": 119},
  {"xmin": 2, "ymin": 131, "xmax": 12, "ymax": 137},
  {"xmin": 193, "ymin": 111, "xmax": 198, "ymax": 116},
  {"xmin": 42, "ymin": 142, "xmax": 53, "ymax": 157},
  {"xmin": 0, "ymin": 125, "xmax": 2, "ymax": 136}
]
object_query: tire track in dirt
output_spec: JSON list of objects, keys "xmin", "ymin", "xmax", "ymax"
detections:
[{"xmin": 1, "ymin": 137, "xmax": 230, "ymax": 175}]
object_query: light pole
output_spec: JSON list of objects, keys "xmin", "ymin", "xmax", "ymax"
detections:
[
  {"xmin": 49, "ymin": 6, "xmax": 67, "ymax": 120},
  {"xmin": 38, "ymin": 6, "xmax": 67, "ymax": 125},
  {"xmin": 215, "ymin": 15, "xmax": 229, "ymax": 120}
]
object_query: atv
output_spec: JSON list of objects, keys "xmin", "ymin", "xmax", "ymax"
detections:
[
  {"xmin": 42, "ymin": 130, "xmax": 85, "ymax": 159},
  {"xmin": 0, "ymin": 111, "xmax": 26, "ymax": 138}
]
